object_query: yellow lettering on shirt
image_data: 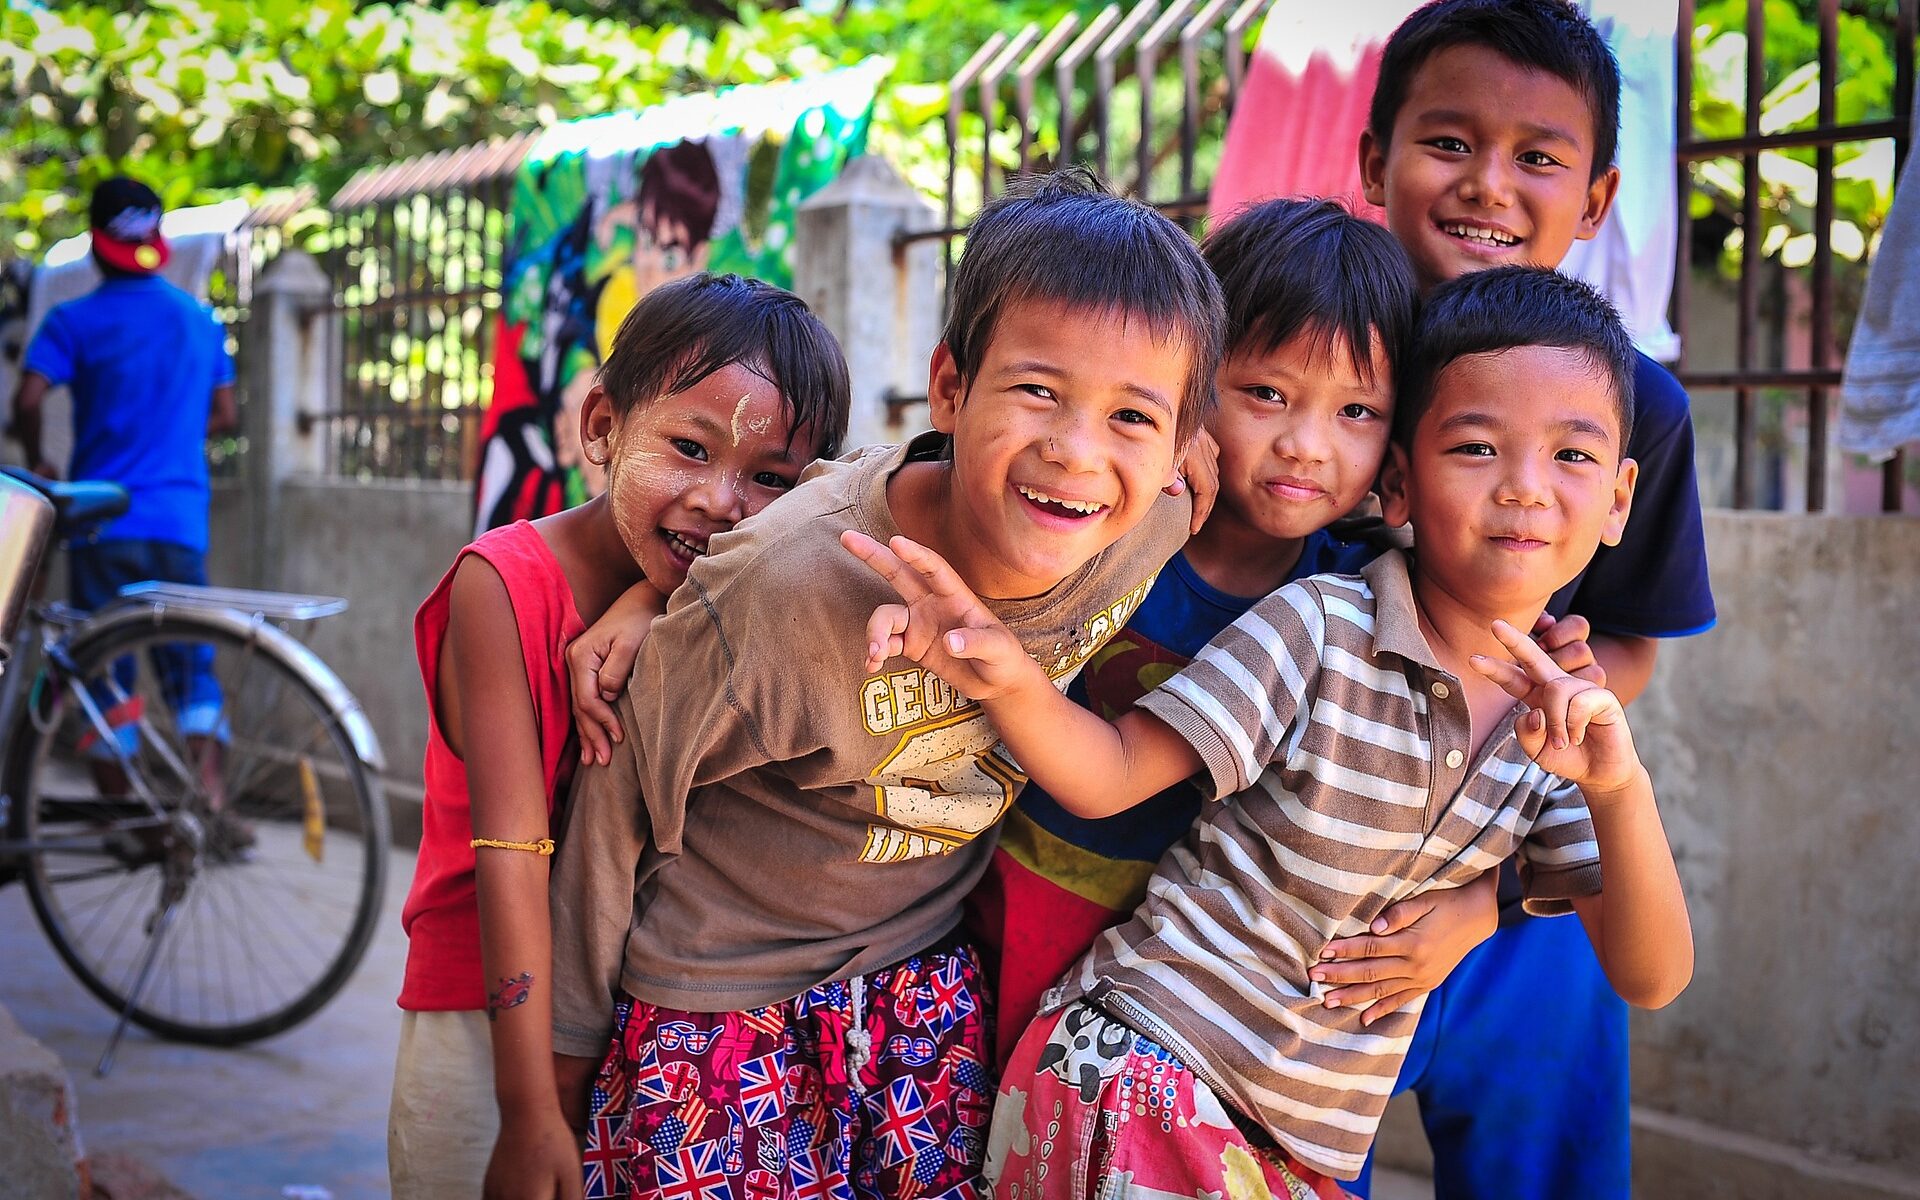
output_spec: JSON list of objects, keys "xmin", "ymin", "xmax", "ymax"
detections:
[{"xmin": 854, "ymin": 571, "xmax": 1161, "ymax": 863}]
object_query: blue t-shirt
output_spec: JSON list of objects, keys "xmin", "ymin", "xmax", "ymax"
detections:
[
  {"xmin": 1546, "ymin": 351, "xmax": 1717, "ymax": 637},
  {"xmin": 1015, "ymin": 529, "xmax": 1381, "ymax": 863},
  {"xmin": 23, "ymin": 276, "xmax": 234, "ymax": 551}
]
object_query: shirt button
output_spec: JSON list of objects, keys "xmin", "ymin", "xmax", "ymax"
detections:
[
  {"xmin": 1431, "ymin": 681, "xmax": 1451, "ymax": 699},
  {"xmin": 1445, "ymin": 749, "xmax": 1465, "ymax": 769}
]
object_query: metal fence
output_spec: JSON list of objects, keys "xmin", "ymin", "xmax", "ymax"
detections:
[
  {"xmin": 207, "ymin": 195, "xmax": 307, "ymax": 480},
  {"xmin": 312, "ymin": 135, "xmax": 531, "ymax": 481},
  {"xmin": 293, "ymin": 2, "xmax": 1916, "ymax": 511},
  {"xmin": 1674, "ymin": 0, "xmax": 1914, "ymax": 512},
  {"xmin": 924, "ymin": 0, "xmax": 1915, "ymax": 512}
]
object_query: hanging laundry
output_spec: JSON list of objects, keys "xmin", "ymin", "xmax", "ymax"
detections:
[
  {"xmin": 472, "ymin": 62, "xmax": 885, "ymax": 534},
  {"xmin": 1839, "ymin": 102, "xmax": 1920, "ymax": 460}
]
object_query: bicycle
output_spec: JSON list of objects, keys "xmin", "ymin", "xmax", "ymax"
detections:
[{"xmin": 0, "ymin": 466, "xmax": 388, "ymax": 1075}]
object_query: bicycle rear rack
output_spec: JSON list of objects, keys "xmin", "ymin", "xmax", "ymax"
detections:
[{"xmin": 114, "ymin": 582, "xmax": 348, "ymax": 623}]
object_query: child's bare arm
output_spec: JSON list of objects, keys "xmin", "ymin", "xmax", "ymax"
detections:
[
  {"xmin": 842, "ymin": 530, "xmax": 1201, "ymax": 817},
  {"xmin": 567, "ymin": 580, "xmax": 667, "ymax": 767},
  {"xmin": 1472, "ymin": 620, "xmax": 1693, "ymax": 1009},
  {"xmin": 444, "ymin": 559, "xmax": 582, "ymax": 1200}
]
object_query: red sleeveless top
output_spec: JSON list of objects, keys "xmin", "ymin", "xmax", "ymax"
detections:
[{"xmin": 398, "ymin": 521, "xmax": 585, "ymax": 1011}]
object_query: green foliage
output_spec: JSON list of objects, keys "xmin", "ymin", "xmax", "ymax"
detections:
[
  {"xmin": 1690, "ymin": 0, "xmax": 1905, "ymax": 274},
  {"xmin": 0, "ymin": 0, "xmax": 1102, "ymax": 255}
]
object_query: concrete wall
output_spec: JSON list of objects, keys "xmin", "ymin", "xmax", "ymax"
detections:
[
  {"xmin": 208, "ymin": 477, "xmax": 470, "ymax": 841},
  {"xmin": 1627, "ymin": 511, "xmax": 1920, "ymax": 1195}
]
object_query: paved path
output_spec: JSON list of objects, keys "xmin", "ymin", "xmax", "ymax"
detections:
[
  {"xmin": 1, "ymin": 844, "xmax": 1431, "ymax": 1200},
  {"xmin": 1, "ymin": 848, "xmax": 412, "ymax": 1200}
]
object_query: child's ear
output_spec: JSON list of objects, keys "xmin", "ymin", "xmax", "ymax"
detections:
[
  {"xmin": 1357, "ymin": 128, "xmax": 1389, "ymax": 209},
  {"xmin": 580, "ymin": 384, "xmax": 616, "ymax": 465},
  {"xmin": 1577, "ymin": 164, "xmax": 1623, "ymax": 242},
  {"xmin": 1602, "ymin": 455, "xmax": 1638, "ymax": 546},
  {"xmin": 1378, "ymin": 442, "xmax": 1413, "ymax": 528},
  {"xmin": 926, "ymin": 342, "xmax": 965, "ymax": 434}
]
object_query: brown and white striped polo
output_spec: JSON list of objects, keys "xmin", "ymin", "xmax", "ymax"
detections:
[{"xmin": 1049, "ymin": 548, "xmax": 1603, "ymax": 1180}]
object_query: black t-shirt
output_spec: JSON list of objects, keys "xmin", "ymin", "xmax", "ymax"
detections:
[{"xmin": 1546, "ymin": 351, "xmax": 1717, "ymax": 636}]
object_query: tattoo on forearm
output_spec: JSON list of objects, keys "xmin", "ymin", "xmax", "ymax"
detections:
[{"xmin": 487, "ymin": 972, "xmax": 534, "ymax": 1022}]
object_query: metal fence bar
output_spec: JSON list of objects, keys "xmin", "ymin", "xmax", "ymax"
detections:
[
  {"xmin": 1888, "ymin": 0, "xmax": 1916, "ymax": 511},
  {"xmin": 1136, "ymin": 0, "xmax": 1199, "ymax": 200},
  {"xmin": 1019, "ymin": 13, "xmax": 1083, "ymax": 172},
  {"xmin": 1805, "ymin": 0, "xmax": 1839, "ymax": 512},
  {"xmin": 1733, "ymin": 0, "xmax": 1764, "ymax": 510},
  {"xmin": 980, "ymin": 25, "xmax": 1042, "ymax": 202},
  {"xmin": 946, "ymin": 36, "xmax": 1006, "ymax": 305}
]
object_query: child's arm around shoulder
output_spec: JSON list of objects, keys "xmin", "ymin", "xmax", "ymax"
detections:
[
  {"xmin": 442, "ymin": 557, "xmax": 583, "ymax": 1200},
  {"xmin": 1471, "ymin": 621, "xmax": 1693, "ymax": 1009},
  {"xmin": 842, "ymin": 531, "xmax": 1201, "ymax": 818}
]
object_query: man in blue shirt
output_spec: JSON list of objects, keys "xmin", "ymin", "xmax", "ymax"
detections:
[{"xmin": 9, "ymin": 177, "xmax": 239, "ymax": 770}]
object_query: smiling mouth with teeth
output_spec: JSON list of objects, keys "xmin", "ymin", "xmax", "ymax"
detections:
[
  {"xmin": 1015, "ymin": 483, "xmax": 1107, "ymax": 517},
  {"xmin": 1443, "ymin": 222, "xmax": 1521, "ymax": 248},
  {"xmin": 663, "ymin": 530, "xmax": 708, "ymax": 560}
]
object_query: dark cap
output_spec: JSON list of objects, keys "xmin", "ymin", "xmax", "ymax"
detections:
[{"xmin": 89, "ymin": 177, "xmax": 170, "ymax": 274}]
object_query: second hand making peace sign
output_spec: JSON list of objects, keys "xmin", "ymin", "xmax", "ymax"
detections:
[
  {"xmin": 1469, "ymin": 619, "xmax": 1643, "ymax": 802},
  {"xmin": 840, "ymin": 530, "xmax": 1057, "ymax": 703}
]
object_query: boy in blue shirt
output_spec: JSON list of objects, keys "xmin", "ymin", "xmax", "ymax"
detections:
[
  {"xmin": 10, "ymin": 177, "xmax": 239, "ymax": 765},
  {"xmin": 1352, "ymin": 2, "xmax": 1716, "ymax": 1194}
]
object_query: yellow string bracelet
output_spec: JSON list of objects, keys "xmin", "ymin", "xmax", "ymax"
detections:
[{"xmin": 469, "ymin": 836, "xmax": 556, "ymax": 855}]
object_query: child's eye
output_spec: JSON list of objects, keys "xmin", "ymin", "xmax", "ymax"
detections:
[
  {"xmin": 671, "ymin": 438, "xmax": 708, "ymax": 461},
  {"xmin": 1519, "ymin": 150, "xmax": 1565, "ymax": 168},
  {"xmin": 1448, "ymin": 441, "xmax": 1495, "ymax": 457},
  {"xmin": 1247, "ymin": 385, "xmax": 1285, "ymax": 405},
  {"xmin": 1018, "ymin": 384, "xmax": 1055, "ymax": 400},
  {"xmin": 754, "ymin": 471, "xmax": 796, "ymax": 490},
  {"xmin": 1425, "ymin": 136, "xmax": 1470, "ymax": 154},
  {"xmin": 1113, "ymin": 408, "xmax": 1154, "ymax": 426},
  {"xmin": 1556, "ymin": 448, "xmax": 1597, "ymax": 464},
  {"xmin": 1339, "ymin": 403, "xmax": 1378, "ymax": 420}
]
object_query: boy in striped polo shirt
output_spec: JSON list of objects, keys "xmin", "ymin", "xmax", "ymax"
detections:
[{"xmin": 846, "ymin": 267, "xmax": 1693, "ymax": 1197}]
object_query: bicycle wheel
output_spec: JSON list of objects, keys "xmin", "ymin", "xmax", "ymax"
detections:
[{"xmin": 10, "ymin": 611, "xmax": 387, "ymax": 1045}]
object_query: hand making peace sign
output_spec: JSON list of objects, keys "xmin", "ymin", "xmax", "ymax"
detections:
[
  {"xmin": 840, "ymin": 530, "xmax": 1048, "ymax": 703},
  {"xmin": 1470, "ymin": 619, "xmax": 1642, "ymax": 799}
]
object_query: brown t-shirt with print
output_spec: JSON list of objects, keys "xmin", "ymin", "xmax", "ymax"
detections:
[{"xmin": 551, "ymin": 433, "xmax": 1189, "ymax": 1054}]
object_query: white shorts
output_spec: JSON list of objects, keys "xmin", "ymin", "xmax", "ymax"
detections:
[{"xmin": 388, "ymin": 1009, "xmax": 498, "ymax": 1200}]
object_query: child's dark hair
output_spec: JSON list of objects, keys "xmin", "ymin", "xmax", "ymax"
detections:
[
  {"xmin": 1203, "ymin": 197, "xmax": 1418, "ymax": 390},
  {"xmin": 943, "ymin": 167, "xmax": 1225, "ymax": 446},
  {"xmin": 1369, "ymin": 0, "xmax": 1621, "ymax": 181},
  {"xmin": 598, "ymin": 273, "xmax": 850, "ymax": 458},
  {"xmin": 1396, "ymin": 265, "xmax": 1634, "ymax": 449}
]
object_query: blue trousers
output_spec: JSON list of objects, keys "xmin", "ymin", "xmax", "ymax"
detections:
[
  {"xmin": 1351, "ymin": 912, "xmax": 1630, "ymax": 1200},
  {"xmin": 69, "ymin": 538, "xmax": 226, "ymax": 745}
]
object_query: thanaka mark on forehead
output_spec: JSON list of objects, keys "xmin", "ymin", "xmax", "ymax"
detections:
[{"xmin": 731, "ymin": 394, "xmax": 752, "ymax": 446}]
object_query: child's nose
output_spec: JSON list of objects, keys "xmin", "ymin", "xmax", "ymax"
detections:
[
  {"xmin": 1274, "ymin": 419, "xmax": 1331, "ymax": 464},
  {"xmin": 688, "ymin": 471, "xmax": 746, "ymax": 521},
  {"xmin": 1459, "ymin": 153, "xmax": 1517, "ymax": 208},
  {"xmin": 1497, "ymin": 457, "xmax": 1553, "ymax": 506},
  {"xmin": 1041, "ymin": 414, "xmax": 1100, "ymax": 470}
]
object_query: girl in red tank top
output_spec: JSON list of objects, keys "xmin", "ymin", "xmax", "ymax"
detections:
[{"xmin": 390, "ymin": 274, "xmax": 850, "ymax": 1200}]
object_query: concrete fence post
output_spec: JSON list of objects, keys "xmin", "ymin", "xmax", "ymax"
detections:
[
  {"xmin": 239, "ymin": 249, "xmax": 333, "ymax": 588},
  {"xmin": 794, "ymin": 155, "xmax": 943, "ymax": 452}
]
